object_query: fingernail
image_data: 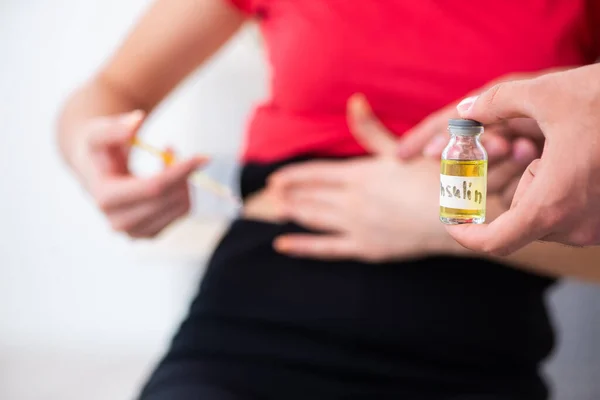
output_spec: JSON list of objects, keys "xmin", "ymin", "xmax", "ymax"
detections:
[
  {"xmin": 348, "ymin": 93, "xmax": 370, "ymax": 119},
  {"xmin": 456, "ymin": 96, "xmax": 478, "ymax": 115},
  {"xmin": 528, "ymin": 159, "xmax": 541, "ymax": 174},
  {"xmin": 273, "ymin": 238, "xmax": 289, "ymax": 252},
  {"xmin": 423, "ymin": 135, "xmax": 447, "ymax": 157},
  {"xmin": 194, "ymin": 155, "xmax": 210, "ymax": 165},
  {"xmin": 120, "ymin": 110, "xmax": 144, "ymax": 126}
]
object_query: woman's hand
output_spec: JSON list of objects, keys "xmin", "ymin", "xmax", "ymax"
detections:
[
  {"xmin": 69, "ymin": 110, "xmax": 206, "ymax": 238},
  {"xmin": 396, "ymin": 101, "xmax": 541, "ymax": 208},
  {"xmin": 395, "ymin": 73, "xmax": 545, "ymax": 207},
  {"xmin": 271, "ymin": 156, "xmax": 457, "ymax": 262},
  {"xmin": 268, "ymin": 95, "xmax": 463, "ymax": 262}
]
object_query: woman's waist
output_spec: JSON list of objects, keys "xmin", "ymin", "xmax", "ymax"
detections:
[
  {"xmin": 239, "ymin": 153, "xmax": 351, "ymax": 199},
  {"xmin": 199, "ymin": 217, "xmax": 555, "ymax": 371},
  {"xmin": 240, "ymin": 106, "xmax": 414, "ymax": 164},
  {"xmin": 236, "ymin": 154, "xmax": 558, "ymax": 298}
]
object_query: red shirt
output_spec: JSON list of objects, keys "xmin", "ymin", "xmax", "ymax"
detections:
[{"xmin": 228, "ymin": 0, "xmax": 600, "ymax": 163}]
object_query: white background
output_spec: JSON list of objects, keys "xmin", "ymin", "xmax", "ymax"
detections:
[
  {"xmin": 0, "ymin": 1, "xmax": 266, "ymax": 398},
  {"xmin": 0, "ymin": 1, "xmax": 599, "ymax": 399}
]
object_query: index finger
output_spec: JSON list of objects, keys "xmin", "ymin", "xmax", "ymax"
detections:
[
  {"xmin": 347, "ymin": 94, "xmax": 398, "ymax": 157},
  {"xmin": 97, "ymin": 156, "xmax": 207, "ymax": 209},
  {"xmin": 268, "ymin": 160, "xmax": 354, "ymax": 188},
  {"xmin": 458, "ymin": 80, "xmax": 537, "ymax": 125}
]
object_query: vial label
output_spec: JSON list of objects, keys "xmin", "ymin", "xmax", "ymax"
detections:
[{"xmin": 439, "ymin": 174, "xmax": 486, "ymax": 210}]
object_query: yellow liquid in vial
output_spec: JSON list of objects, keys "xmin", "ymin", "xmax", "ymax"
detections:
[{"xmin": 440, "ymin": 160, "xmax": 487, "ymax": 224}]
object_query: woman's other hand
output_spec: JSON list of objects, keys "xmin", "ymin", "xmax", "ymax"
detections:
[
  {"xmin": 396, "ymin": 80, "xmax": 542, "ymax": 207},
  {"xmin": 56, "ymin": 0, "xmax": 245, "ymax": 238},
  {"xmin": 70, "ymin": 110, "xmax": 207, "ymax": 238},
  {"xmin": 268, "ymin": 95, "xmax": 462, "ymax": 262}
]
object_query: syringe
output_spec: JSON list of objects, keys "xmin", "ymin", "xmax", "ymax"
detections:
[{"xmin": 131, "ymin": 137, "xmax": 241, "ymax": 207}]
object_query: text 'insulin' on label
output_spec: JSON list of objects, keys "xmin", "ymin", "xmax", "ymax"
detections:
[{"xmin": 439, "ymin": 174, "xmax": 486, "ymax": 210}]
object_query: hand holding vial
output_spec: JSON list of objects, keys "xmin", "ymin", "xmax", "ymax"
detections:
[{"xmin": 444, "ymin": 64, "xmax": 600, "ymax": 255}]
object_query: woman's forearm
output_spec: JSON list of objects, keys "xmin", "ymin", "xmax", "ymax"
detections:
[
  {"xmin": 57, "ymin": 0, "xmax": 245, "ymax": 171},
  {"xmin": 481, "ymin": 197, "xmax": 600, "ymax": 282}
]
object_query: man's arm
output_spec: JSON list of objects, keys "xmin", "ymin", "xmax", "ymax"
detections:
[
  {"xmin": 450, "ymin": 63, "xmax": 600, "ymax": 255},
  {"xmin": 467, "ymin": 197, "xmax": 600, "ymax": 282}
]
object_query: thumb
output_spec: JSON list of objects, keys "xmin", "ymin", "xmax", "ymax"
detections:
[
  {"xmin": 445, "ymin": 159, "xmax": 546, "ymax": 256},
  {"xmin": 347, "ymin": 94, "xmax": 397, "ymax": 157},
  {"xmin": 445, "ymin": 202, "xmax": 543, "ymax": 256},
  {"xmin": 88, "ymin": 110, "xmax": 145, "ymax": 150},
  {"xmin": 456, "ymin": 80, "xmax": 535, "ymax": 125}
]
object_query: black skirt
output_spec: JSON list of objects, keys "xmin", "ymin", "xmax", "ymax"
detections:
[{"xmin": 138, "ymin": 157, "xmax": 556, "ymax": 400}]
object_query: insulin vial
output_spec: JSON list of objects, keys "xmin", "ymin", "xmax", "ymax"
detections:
[{"xmin": 440, "ymin": 118, "xmax": 488, "ymax": 225}]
